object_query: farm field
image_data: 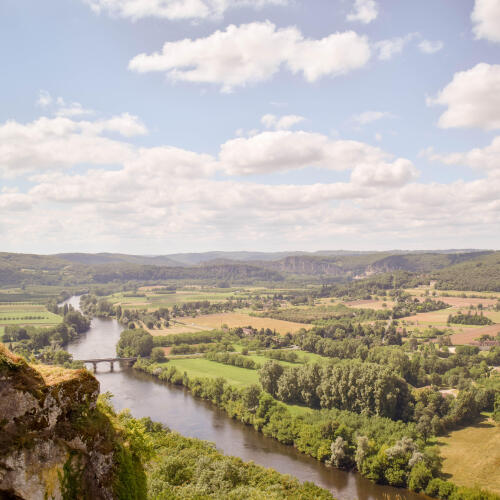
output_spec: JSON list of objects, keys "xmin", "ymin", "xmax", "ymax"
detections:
[
  {"xmin": 146, "ymin": 321, "xmax": 208, "ymax": 336},
  {"xmin": 437, "ymin": 296, "xmax": 498, "ymax": 308},
  {"xmin": 399, "ymin": 303, "xmax": 499, "ymax": 344},
  {"xmin": 439, "ymin": 416, "xmax": 500, "ymax": 495},
  {"xmin": 403, "ymin": 307, "xmax": 498, "ymax": 326},
  {"xmin": 169, "ymin": 312, "xmax": 309, "ymax": 335},
  {"xmin": 438, "ymin": 290, "xmax": 500, "ymax": 300},
  {"xmin": 404, "ymin": 288, "xmax": 500, "ymax": 300},
  {"xmin": 0, "ymin": 303, "xmax": 62, "ymax": 330},
  {"xmin": 105, "ymin": 289, "xmax": 242, "ymax": 309},
  {"xmin": 450, "ymin": 324, "xmax": 500, "ymax": 345},
  {"xmin": 343, "ymin": 299, "xmax": 395, "ymax": 310}
]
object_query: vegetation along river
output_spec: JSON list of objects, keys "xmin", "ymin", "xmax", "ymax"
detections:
[{"xmin": 63, "ymin": 296, "xmax": 426, "ymax": 500}]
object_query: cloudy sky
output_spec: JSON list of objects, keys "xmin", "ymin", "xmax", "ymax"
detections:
[{"xmin": 1, "ymin": 0, "xmax": 499, "ymax": 254}]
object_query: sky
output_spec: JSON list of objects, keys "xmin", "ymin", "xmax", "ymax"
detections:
[{"xmin": 0, "ymin": 0, "xmax": 499, "ymax": 254}]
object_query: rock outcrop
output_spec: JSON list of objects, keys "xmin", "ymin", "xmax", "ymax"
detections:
[{"xmin": 0, "ymin": 345, "xmax": 116, "ymax": 500}]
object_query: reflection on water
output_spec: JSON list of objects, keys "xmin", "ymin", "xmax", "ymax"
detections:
[{"xmin": 64, "ymin": 296, "xmax": 426, "ymax": 500}]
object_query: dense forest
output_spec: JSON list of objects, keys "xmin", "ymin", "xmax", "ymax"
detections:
[
  {"xmin": 432, "ymin": 253, "xmax": 500, "ymax": 292},
  {"xmin": 1, "ymin": 250, "xmax": 498, "ymax": 290}
]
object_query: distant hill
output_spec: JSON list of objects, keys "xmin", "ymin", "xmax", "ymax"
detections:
[
  {"xmin": 54, "ymin": 252, "xmax": 184, "ymax": 267},
  {"xmin": 366, "ymin": 251, "xmax": 494, "ymax": 274},
  {"xmin": 0, "ymin": 250, "xmax": 497, "ymax": 290},
  {"xmin": 432, "ymin": 251, "xmax": 500, "ymax": 292},
  {"xmin": 164, "ymin": 251, "xmax": 310, "ymax": 265},
  {"xmin": 164, "ymin": 249, "xmax": 488, "ymax": 265},
  {"xmin": 259, "ymin": 251, "xmax": 493, "ymax": 277}
]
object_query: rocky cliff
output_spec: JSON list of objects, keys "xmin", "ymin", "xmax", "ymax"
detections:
[{"xmin": 0, "ymin": 345, "xmax": 118, "ymax": 500}]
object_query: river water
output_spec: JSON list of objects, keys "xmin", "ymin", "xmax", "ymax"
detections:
[{"xmin": 64, "ymin": 296, "xmax": 425, "ymax": 500}]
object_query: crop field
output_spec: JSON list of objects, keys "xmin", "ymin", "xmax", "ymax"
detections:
[
  {"xmin": 439, "ymin": 417, "xmax": 500, "ymax": 495},
  {"xmin": 404, "ymin": 288, "xmax": 500, "ymax": 300},
  {"xmin": 343, "ymin": 299, "xmax": 395, "ymax": 310},
  {"xmin": 0, "ymin": 303, "xmax": 62, "ymax": 329},
  {"xmin": 437, "ymin": 290, "xmax": 500, "ymax": 300},
  {"xmin": 172, "ymin": 312, "xmax": 309, "ymax": 335},
  {"xmin": 398, "ymin": 304, "xmax": 499, "ymax": 344},
  {"xmin": 148, "ymin": 323, "xmax": 207, "ymax": 336},
  {"xmin": 106, "ymin": 289, "xmax": 245, "ymax": 309},
  {"xmin": 403, "ymin": 308, "xmax": 473, "ymax": 328},
  {"xmin": 437, "ymin": 296, "xmax": 498, "ymax": 308},
  {"xmin": 450, "ymin": 324, "xmax": 500, "ymax": 345}
]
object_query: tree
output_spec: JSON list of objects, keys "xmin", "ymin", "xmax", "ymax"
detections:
[
  {"xmin": 117, "ymin": 329, "xmax": 153, "ymax": 357},
  {"xmin": 355, "ymin": 436, "xmax": 370, "ymax": 470},
  {"xmin": 408, "ymin": 461, "xmax": 432, "ymax": 492},
  {"xmin": 242, "ymin": 384, "xmax": 261, "ymax": 413},
  {"xmin": 276, "ymin": 368, "xmax": 300, "ymax": 403},
  {"xmin": 493, "ymin": 393, "xmax": 500, "ymax": 423},
  {"xmin": 63, "ymin": 311, "xmax": 90, "ymax": 334},
  {"xmin": 328, "ymin": 437, "xmax": 348, "ymax": 468},
  {"xmin": 151, "ymin": 347, "xmax": 166, "ymax": 363},
  {"xmin": 259, "ymin": 361, "xmax": 284, "ymax": 396}
]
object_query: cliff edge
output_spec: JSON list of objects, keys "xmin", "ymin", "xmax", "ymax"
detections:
[{"xmin": 0, "ymin": 344, "xmax": 118, "ymax": 500}]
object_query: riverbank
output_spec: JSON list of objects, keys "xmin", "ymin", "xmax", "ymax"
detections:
[
  {"xmin": 134, "ymin": 357, "xmax": 434, "ymax": 498},
  {"xmin": 64, "ymin": 296, "xmax": 431, "ymax": 500}
]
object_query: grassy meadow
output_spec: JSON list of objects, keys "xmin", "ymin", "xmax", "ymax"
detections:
[
  {"xmin": 439, "ymin": 415, "xmax": 500, "ymax": 495},
  {"xmin": 158, "ymin": 354, "xmax": 312, "ymax": 417}
]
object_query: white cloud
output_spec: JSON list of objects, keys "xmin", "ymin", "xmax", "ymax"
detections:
[
  {"xmin": 471, "ymin": 0, "xmax": 500, "ymax": 43},
  {"xmin": 261, "ymin": 113, "xmax": 305, "ymax": 130},
  {"xmin": 427, "ymin": 63, "xmax": 500, "ymax": 130},
  {"xmin": 0, "ymin": 192, "xmax": 33, "ymax": 211},
  {"xmin": 351, "ymin": 110, "xmax": 394, "ymax": 125},
  {"xmin": 350, "ymin": 158, "xmax": 419, "ymax": 187},
  {"xmin": 2, "ymin": 108, "xmax": 499, "ymax": 251},
  {"xmin": 418, "ymin": 39, "xmax": 444, "ymax": 54},
  {"xmin": 36, "ymin": 92, "xmax": 95, "ymax": 117},
  {"xmin": 37, "ymin": 90, "xmax": 53, "ymax": 108},
  {"xmin": 129, "ymin": 22, "xmax": 371, "ymax": 91},
  {"xmin": 218, "ymin": 130, "xmax": 413, "ymax": 176},
  {"xmin": 347, "ymin": 0, "xmax": 378, "ymax": 24},
  {"xmin": 0, "ymin": 113, "xmax": 147, "ymax": 175},
  {"xmin": 83, "ymin": 0, "xmax": 288, "ymax": 21},
  {"xmin": 375, "ymin": 33, "xmax": 416, "ymax": 60},
  {"xmin": 424, "ymin": 136, "xmax": 500, "ymax": 173},
  {"xmin": 55, "ymin": 101, "xmax": 94, "ymax": 118}
]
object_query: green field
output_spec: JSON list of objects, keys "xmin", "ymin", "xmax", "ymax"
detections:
[
  {"xmin": 439, "ymin": 415, "xmax": 500, "ymax": 495},
  {"xmin": 0, "ymin": 303, "xmax": 62, "ymax": 329},
  {"xmin": 105, "ymin": 289, "xmax": 245, "ymax": 309},
  {"xmin": 162, "ymin": 356, "xmax": 311, "ymax": 416},
  {"xmin": 167, "ymin": 357, "xmax": 260, "ymax": 386},
  {"xmin": 248, "ymin": 350, "xmax": 328, "ymax": 366}
]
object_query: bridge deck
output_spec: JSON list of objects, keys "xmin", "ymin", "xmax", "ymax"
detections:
[{"xmin": 79, "ymin": 357, "xmax": 137, "ymax": 363}]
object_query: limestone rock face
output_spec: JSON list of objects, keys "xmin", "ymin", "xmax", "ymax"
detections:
[{"xmin": 0, "ymin": 345, "xmax": 115, "ymax": 500}]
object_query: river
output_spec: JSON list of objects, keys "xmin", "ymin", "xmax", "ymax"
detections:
[{"xmin": 64, "ymin": 296, "xmax": 426, "ymax": 500}]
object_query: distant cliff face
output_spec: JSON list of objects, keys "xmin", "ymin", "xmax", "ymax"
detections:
[
  {"xmin": 0, "ymin": 345, "xmax": 116, "ymax": 500},
  {"xmin": 268, "ymin": 256, "xmax": 346, "ymax": 276}
]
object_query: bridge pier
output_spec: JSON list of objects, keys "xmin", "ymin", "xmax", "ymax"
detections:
[{"xmin": 79, "ymin": 357, "xmax": 139, "ymax": 373}]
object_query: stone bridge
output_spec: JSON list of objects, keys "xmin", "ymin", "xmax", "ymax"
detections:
[{"xmin": 78, "ymin": 357, "xmax": 138, "ymax": 372}]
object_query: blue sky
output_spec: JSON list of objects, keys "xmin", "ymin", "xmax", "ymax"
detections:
[{"xmin": 0, "ymin": 0, "xmax": 499, "ymax": 254}]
